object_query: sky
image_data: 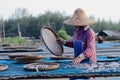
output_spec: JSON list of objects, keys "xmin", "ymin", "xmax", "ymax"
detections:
[{"xmin": 0, "ymin": 0, "xmax": 120, "ymax": 22}]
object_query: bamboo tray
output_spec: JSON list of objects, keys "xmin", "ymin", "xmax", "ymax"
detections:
[
  {"xmin": 24, "ymin": 62, "xmax": 59, "ymax": 71},
  {"xmin": 41, "ymin": 26, "xmax": 63, "ymax": 56},
  {"xmin": 50, "ymin": 55, "xmax": 74, "ymax": 60},
  {"xmin": 8, "ymin": 54, "xmax": 34, "ymax": 59},
  {"xmin": 0, "ymin": 64, "xmax": 8, "ymax": 71},
  {"xmin": 15, "ymin": 55, "xmax": 45, "ymax": 64}
]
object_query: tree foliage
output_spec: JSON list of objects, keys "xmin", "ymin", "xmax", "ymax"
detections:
[
  {"xmin": 0, "ymin": 8, "xmax": 120, "ymax": 39},
  {"xmin": 4, "ymin": 37, "xmax": 27, "ymax": 45}
]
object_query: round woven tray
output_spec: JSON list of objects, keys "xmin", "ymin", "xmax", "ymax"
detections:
[
  {"xmin": 50, "ymin": 55, "xmax": 74, "ymax": 60},
  {"xmin": 8, "ymin": 54, "xmax": 34, "ymax": 59},
  {"xmin": 107, "ymin": 55, "xmax": 118, "ymax": 58},
  {"xmin": 41, "ymin": 26, "xmax": 63, "ymax": 56},
  {"xmin": 0, "ymin": 64, "xmax": 8, "ymax": 71},
  {"xmin": 15, "ymin": 55, "xmax": 45, "ymax": 64},
  {"xmin": 24, "ymin": 62, "xmax": 59, "ymax": 71},
  {"xmin": 3, "ymin": 45, "xmax": 38, "ymax": 49}
]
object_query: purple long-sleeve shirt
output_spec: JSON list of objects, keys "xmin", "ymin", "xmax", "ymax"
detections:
[{"xmin": 65, "ymin": 26, "xmax": 96, "ymax": 63}]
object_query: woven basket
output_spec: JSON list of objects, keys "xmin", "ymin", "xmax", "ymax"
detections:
[
  {"xmin": 41, "ymin": 26, "xmax": 63, "ymax": 56},
  {"xmin": 0, "ymin": 64, "xmax": 8, "ymax": 71},
  {"xmin": 3, "ymin": 45, "xmax": 38, "ymax": 49},
  {"xmin": 8, "ymin": 54, "xmax": 34, "ymax": 59},
  {"xmin": 15, "ymin": 55, "xmax": 45, "ymax": 63},
  {"xmin": 24, "ymin": 62, "xmax": 59, "ymax": 71},
  {"xmin": 107, "ymin": 55, "xmax": 118, "ymax": 58},
  {"xmin": 15, "ymin": 55, "xmax": 45, "ymax": 61},
  {"xmin": 50, "ymin": 55, "xmax": 74, "ymax": 60},
  {"xmin": 15, "ymin": 60, "xmax": 36, "ymax": 64}
]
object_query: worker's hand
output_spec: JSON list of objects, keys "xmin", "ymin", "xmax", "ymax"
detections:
[
  {"xmin": 72, "ymin": 54, "xmax": 85, "ymax": 65},
  {"xmin": 56, "ymin": 38, "xmax": 61, "ymax": 44},
  {"xmin": 57, "ymin": 38, "xmax": 66, "ymax": 45},
  {"xmin": 72, "ymin": 56, "xmax": 82, "ymax": 65}
]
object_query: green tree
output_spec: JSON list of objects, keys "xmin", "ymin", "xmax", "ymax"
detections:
[{"xmin": 58, "ymin": 27, "xmax": 71, "ymax": 40}]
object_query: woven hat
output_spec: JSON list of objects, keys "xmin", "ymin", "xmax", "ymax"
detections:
[{"xmin": 63, "ymin": 8, "xmax": 95, "ymax": 26}]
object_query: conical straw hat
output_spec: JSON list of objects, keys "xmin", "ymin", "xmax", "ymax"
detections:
[{"xmin": 63, "ymin": 8, "xmax": 95, "ymax": 26}]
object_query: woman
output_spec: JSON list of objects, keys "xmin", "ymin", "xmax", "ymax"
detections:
[
  {"xmin": 98, "ymin": 35, "xmax": 103, "ymax": 43},
  {"xmin": 61, "ymin": 8, "xmax": 96, "ymax": 80}
]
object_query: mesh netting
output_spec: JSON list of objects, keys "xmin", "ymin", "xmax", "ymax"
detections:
[{"xmin": 0, "ymin": 56, "xmax": 120, "ymax": 79}]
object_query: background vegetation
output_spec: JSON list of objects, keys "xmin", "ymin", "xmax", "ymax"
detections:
[
  {"xmin": 0, "ymin": 8, "xmax": 120, "ymax": 40},
  {"xmin": 4, "ymin": 37, "xmax": 27, "ymax": 45}
]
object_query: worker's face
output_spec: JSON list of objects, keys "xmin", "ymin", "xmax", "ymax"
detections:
[{"xmin": 75, "ymin": 25, "xmax": 87, "ymax": 28}]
